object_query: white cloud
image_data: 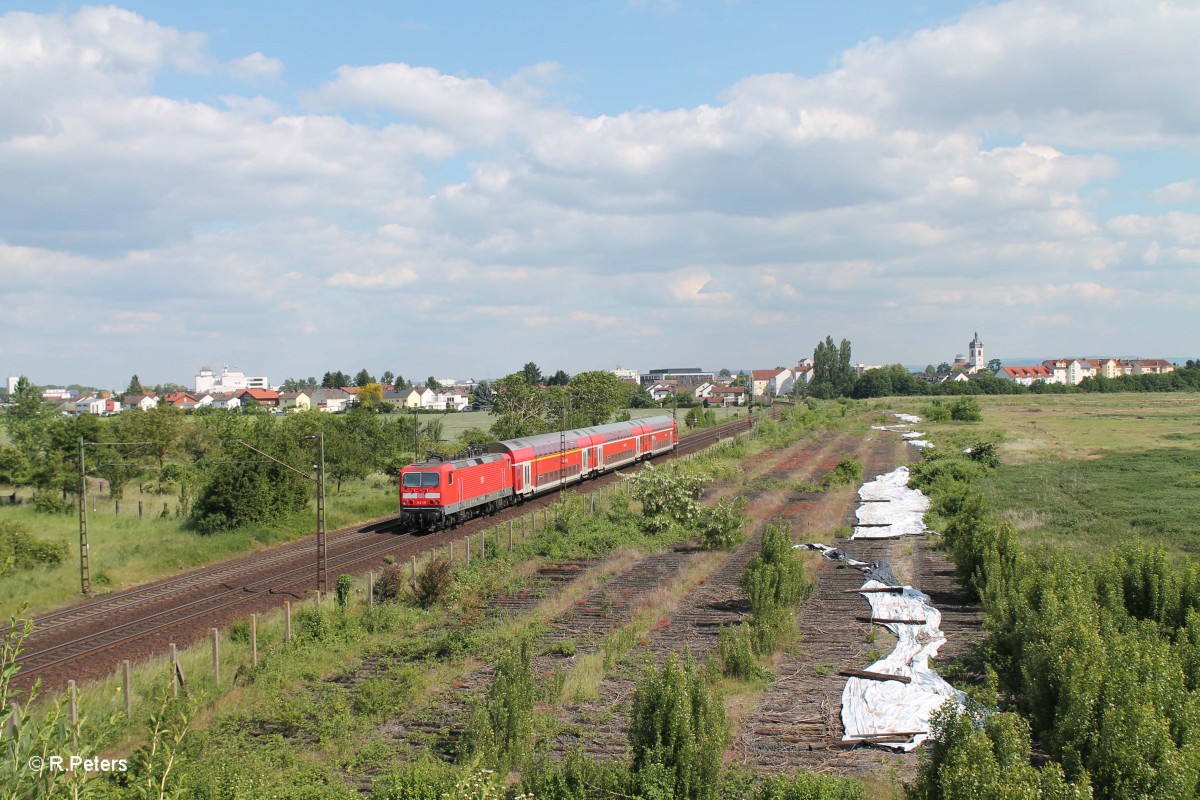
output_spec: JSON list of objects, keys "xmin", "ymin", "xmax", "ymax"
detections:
[
  {"xmin": 1149, "ymin": 179, "xmax": 1198, "ymax": 205},
  {"xmin": 227, "ymin": 51, "xmax": 283, "ymax": 80},
  {"xmin": 2, "ymin": 1, "xmax": 1199, "ymax": 384}
]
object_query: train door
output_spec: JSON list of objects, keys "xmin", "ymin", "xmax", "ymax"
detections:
[
  {"xmin": 635, "ymin": 436, "xmax": 643, "ymax": 459},
  {"xmin": 522, "ymin": 463, "xmax": 531, "ymax": 494},
  {"xmin": 582, "ymin": 448, "xmax": 590, "ymax": 473}
]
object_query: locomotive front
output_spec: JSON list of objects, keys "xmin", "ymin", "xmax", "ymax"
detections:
[{"xmin": 399, "ymin": 461, "xmax": 452, "ymax": 530}]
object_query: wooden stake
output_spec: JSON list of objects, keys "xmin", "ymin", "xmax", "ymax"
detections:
[
  {"xmin": 123, "ymin": 660, "xmax": 132, "ymax": 718},
  {"xmin": 170, "ymin": 643, "xmax": 179, "ymax": 696},
  {"xmin": 466, "ymin": 536, "xmax": 471, "ymax": 565},
  {"xmin": 508, "ymin": 520, "xmax": 513, "ymax": 551},
  {"xmin": 284, "ymin": 602, "xmax": 292, "ymax": 642},
  {"xmin": 68, "ymin": 680, "xmax": 78, "ymax": 748},
  {"xmin": 856, "ymin": 616, "xmax": 927, "ymax": 625},
  {"xmin": 838, "ymin": 669, "xmax": 911, "ymax": 684},
  {"xmin": 211, "ymin": 627, "xmax": 220, "ymax": 685},
  {"xmin": 250, "ymin": 614, "xmax": 258, "ymax": 666}
]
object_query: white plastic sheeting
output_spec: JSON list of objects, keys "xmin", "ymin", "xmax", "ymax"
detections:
[
  {"xmin": 871, "ymin": 412, "xmax": 932, "ymax": 448},
  {"xmin": 840, "ymin": 580, "xmax": 965, "ymax": 751},
  {"xmin": 853, "ymin": 466, "xmax": 930, "ymax": 539}
]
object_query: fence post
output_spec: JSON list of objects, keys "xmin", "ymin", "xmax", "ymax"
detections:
[
  {"xmin": 138, "ymin": 500, "xmax": 144, "ymax": 518},
  {"xmin": 285, "ymin": 602, "xmax": 292, "ymax": 643},
  {"xmin": 508, "ymin": 520, "xmax": 513, "ymax": 552},
  {"xmin": 115, "ymin": 500, "xmax": 120, "ymax": 516},
  {"xmin": 466, "ymin": 537, "xmax": 471, "ymax": 565},
  {"xmin": 251, "ymin": 614, "xmax": 258, "ymax": 666},
  {"xmin": 449, "ymin": 542, "xmax": 454, "ymax": 562},
  {"xmin": 590, "ymin": 493, "xmax": 595, "ymax": 514},
  {"xmin": 211, "ymin": 628, "xmax": 220, "ymax": 686},
  {"xmin": 170, "ymin": 643, "xmax": 180, "ymax": 697},
  {"xmin": 123, "ymin": 660, "xmax": 132, "ymax": 718},
  {"xmin": 67, "ymin": 680, "xmax": 78, "ymax": 748}
]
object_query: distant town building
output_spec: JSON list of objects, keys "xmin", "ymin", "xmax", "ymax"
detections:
[
  {"xmin": 611, "ymin": 367, "xmax": 640, "ymax": 382},
  {"xmin": 641, "ymin": 368, "xmax": 715, "ymax": 387},
  {"xmin": 968, "ymin": 332, "xmax": 985, "ymax": 374},
  {"xmin": 5, "ymin": 376, "xmax": 17, "ymax": 395},
  {"xmin": 195, "ymin": 366, "xmax": 269, "ymax": 394}
]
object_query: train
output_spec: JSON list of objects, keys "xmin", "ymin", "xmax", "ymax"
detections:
[{"xmin": 399, "ymin": 415, "xmax": 678, "ymax": 530}]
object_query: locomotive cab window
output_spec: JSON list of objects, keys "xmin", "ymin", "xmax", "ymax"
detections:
[
  {"xmin": 420, "ymin": 473, "xmax": 440, "ymax": 487},
  {"xmin": 402, "ymin": 473, "xmax": 422, "ymax": 487}
]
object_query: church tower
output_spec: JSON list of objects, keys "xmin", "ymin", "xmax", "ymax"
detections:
[{"xmin": 968, "ymin": 332, "xmax": 984, "ymax": 374}]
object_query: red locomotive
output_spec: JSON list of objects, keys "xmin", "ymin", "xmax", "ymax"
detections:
[{"xmin": 399, "ymin": 415, "xmax": 678, "ymax": 530}]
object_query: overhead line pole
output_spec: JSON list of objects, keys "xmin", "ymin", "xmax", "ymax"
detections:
[
  {"xmin": 236, "ymin": 434, "xmax": 327, "ymax": 594},
  {"xmin": 76, "ymin": 438, "xmax": 154, "ymax": 595}
]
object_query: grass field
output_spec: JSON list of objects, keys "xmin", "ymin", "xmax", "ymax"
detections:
[
  {"xmin": 0, "ymin": 476, "xmax": 400, "ymax": 618},
  {"xmin": 884, "ymin": 393, "xmax": 1200, "ymax": 557}
]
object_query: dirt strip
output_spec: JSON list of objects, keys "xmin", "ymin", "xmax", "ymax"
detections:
[{"xmin": 732, "ymin": 435, "xmax": 984, "ymax": 780}]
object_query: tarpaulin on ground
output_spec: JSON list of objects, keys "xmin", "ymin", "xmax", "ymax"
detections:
[
  {"xmin": 853, "ymin": 466, "xmax": 930, "ymax": 539},
  {"xmin": 840, "ymin": 579, "xmax": 965, "ymax": 751}
]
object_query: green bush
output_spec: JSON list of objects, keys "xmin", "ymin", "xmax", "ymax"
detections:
[
  {"xmin": 409, "ymin": 557, "xmax": 455, "ymax": 609},
  {"xmin": 698, "ymin": 497, "xmax": 748, "ymax": 550},
  {"xmin": 629, "ymin": 653, "xmax": 728, "ymax": 800},
  {"xmin": 0, "ymin": 520, "xmax": 68, "ymax": 570},
  {"xmin": 719, "ymin": 623, "xmax": 765, "ymax": 680},
  {"xmin": 470, "ymin": 637, "xmax": 535, "ymax": 772},
  {"xmin": 335, "ymin": 573, "xmax": 352, "ymax": 609},
  {"xmin": 742, "ymin": 523, "xmax": 812, "ymax": 655},
  {"xmin": 949, "ymin": 396, "xmax": 982, "ymax": 422},
  {"xmin": 823, "ymin": 458, "xmax": 863, "ymax": 488}
]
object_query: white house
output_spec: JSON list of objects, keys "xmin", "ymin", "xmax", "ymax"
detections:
[
  {"xmin": 207, "ymin": 392, "xmax": 242, "ymax": 410},
  {"xmin": 750, "ymin": 369, "xmax": 794, "ymax": 397},
  {"xmin": 75, "ymin": 396, "xmax": 107, "ymax": 415},
  {"xmin": 124, "ymin": 393, "xmax": 159, "ymax": 411},
  {"xmin": 995, "ymin": 365, "xmax": 1054, "ymax": 386}
]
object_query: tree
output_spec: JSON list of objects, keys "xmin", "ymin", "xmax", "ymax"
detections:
[
  {"xmin": 521, "ymin": 362, "xmax": 543, "ymax": 387},
  {"xmin": 719, "ymin": 368, "xmax": 731, "ymax": 378},
  {"xmin": 937, "ymin": 362, "xmax": 952, "ymax": 375},
  {"xmin": 472, "ymin": 380, "xmax": 495, "ymax": 411},
  {"xmin": 357, "ymin": 382, "xmax": 384, "ymax": 411},
  {"xmin": 546, "ymin": 369, "xmax": 570, "ymax": 386},
  {"xmin": 125, "ymin": 375, "xmax": 144, "ymax": 396},
  {"xmin": 321, "ymin": 370, "xmax": 351, "ymax": 389},
  {"xmin": 353, "ymin": 369, "xmax": 375, "ymax": 387},
  {"xmin": 628, "ymin": 385, "xmax": 655, "ymax": 409},
  {"xmin": 325, "ymin": 411, "xmax": 379, "ymax": 492},
  {"xmin": 810, "ymin": 336, "xmax": 853, "ymax": 397},
  {"xmin": 393, "ymin": 374, "xmax": 409, "ymax": 390},
  {"xmin": 380, "ymin": 371, "xmax": 395, "ymax": 387},
  {"xmin": 119, "ymin": 402, "xmax": 183, "ymax": 470},
  {"xmin": 490, "ymin": 374, "xmax": 553, "ymax": 440},
  {"xmin": 567, "ymin": 370, "xmax": 627, "ymax": 426},
  {"xmin": 426, "ymin": 376, "xmax": 442, "ymax": 391},
  {"xmin": 986, "ymin": 358, "xmax": 1003, "ymax": 373}
]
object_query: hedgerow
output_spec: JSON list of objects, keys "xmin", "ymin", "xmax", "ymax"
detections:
[{"xmin": 911, "ymin": 436, "xmax": 1200, "ymax": 799}]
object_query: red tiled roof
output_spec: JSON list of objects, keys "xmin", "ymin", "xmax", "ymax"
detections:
[
  {"xmin": 1001, "ymin": 366, "xmax": 1052, "ymax": 379},
  {"xmin": 751, "ymin": 369, "xmax": 782, "ymax": 380},
  {"xmin": 240, "ymin": 389, "xmax": 279, "ymax": 400}
]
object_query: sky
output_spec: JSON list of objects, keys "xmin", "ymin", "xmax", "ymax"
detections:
[{"xmin": 1, "ymin": 0, "xmax": 1198, "ymax": 388}]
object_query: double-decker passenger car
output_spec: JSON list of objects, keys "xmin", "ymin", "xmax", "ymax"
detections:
[{"xmin": 399, "ymin": 415, "xmax": 677, "ymax": 530}]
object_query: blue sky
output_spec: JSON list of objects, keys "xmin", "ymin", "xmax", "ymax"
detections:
[{"xmin": 1, "ymin": 1, "xmax": 1198, "ymax": 388}]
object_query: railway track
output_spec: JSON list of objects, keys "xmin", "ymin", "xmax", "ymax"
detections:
[{"xmin": 14, "ymin": 409, "xmax": 775, "ymax": 692}]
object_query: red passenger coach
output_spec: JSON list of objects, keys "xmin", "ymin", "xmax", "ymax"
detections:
[
  {"xmin": 486, "ymin": 415, "xmax": 678, "ymax": 499},
  {"xmin": 398, "ymin": 415, "xmax": 678, "ymax": 531},
  {"xmin": 400, "ymin": 453, "xmax": 513, "ymax": 530}
]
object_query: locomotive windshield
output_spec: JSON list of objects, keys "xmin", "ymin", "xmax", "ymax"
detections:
[{"xmin": 402, "ymin": 472, "xmax": 441, "ymax": 488}]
